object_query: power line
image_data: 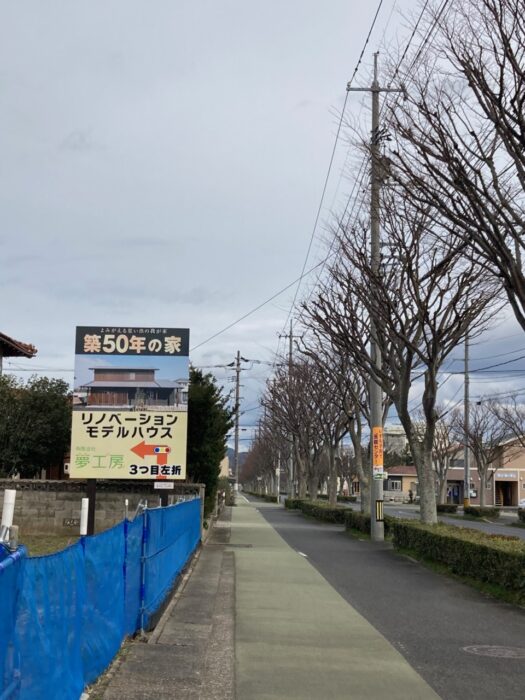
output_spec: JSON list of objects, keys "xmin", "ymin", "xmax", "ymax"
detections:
[
  {"xmin": 446, "ymin": 345, "xmax": 525, "ymax": 362},
  {"xmin": 189, "ymin": 256, "xmax": 330, "ymax": 352},
  {"xmin": 280, "ymin": 0, "xmax": 387, "ymax": 336},
  {"xmin": 191, "ymin": 0, "xmax": 452, "ymax": 357}
]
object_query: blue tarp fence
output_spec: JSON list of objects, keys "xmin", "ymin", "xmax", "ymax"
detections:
[{"xmin": 0, "ymin": 498, "xmax": 201, "ymax": 700}]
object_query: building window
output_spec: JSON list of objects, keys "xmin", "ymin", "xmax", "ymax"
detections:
[
  {"xmin": 390, "ymin": 479, "xmax": 401, "ymax": 491},
  {"xmin": 129, "ymin": 372, "xmax": 135, "ymax": 380}
]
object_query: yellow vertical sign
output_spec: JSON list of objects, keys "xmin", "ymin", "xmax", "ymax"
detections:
[{"xmin": 372, "ymin": 426, "xmax": 384, "ymax": 480}]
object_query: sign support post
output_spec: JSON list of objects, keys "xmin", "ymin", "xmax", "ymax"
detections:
[{"xmin": 86, "ymin": 479, "xmax": 97, "ymax": 536}]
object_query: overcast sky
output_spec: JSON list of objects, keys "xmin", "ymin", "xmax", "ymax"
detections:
[{"xmin": 2, "ymin": 1, "xmax": 524, "ymax": 448}]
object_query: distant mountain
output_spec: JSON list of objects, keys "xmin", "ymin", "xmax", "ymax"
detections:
[{"xmin": 227, "ymin": 447, "xmax": 248, "ymax": 467}]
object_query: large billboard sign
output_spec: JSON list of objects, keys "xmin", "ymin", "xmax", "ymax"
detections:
[{"xmin": 70, "ymin": 326, "xmax": 190, "ymax": 480}]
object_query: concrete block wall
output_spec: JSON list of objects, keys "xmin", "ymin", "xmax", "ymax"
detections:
[{"xmin": 0, "ymin": 480, "xmax": 202, "ymax": 536}]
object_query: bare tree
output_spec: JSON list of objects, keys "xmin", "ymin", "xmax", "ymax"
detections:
[
  {"xmin": 300, "ymin": 327, "xmax": 373, "ymax": 512},
  {"xmin": 298, "ymin": 335, "xmax": 362, "ymax": 506},
  {"xmin": 389, "ymin": 0, "xmax": 525, "ymax": 330},
  {"xmin": 304, "ymin": 187, "xmax": 497, "ymax": 523},
  {"xmin": 453, "ymin": 400, "xmax": 514, "ymax": 507},
  {"xmin": 263, "ymin": 359, "xmax": 333, "ymax": 499},
  {"xmin": 414, "ymin": 404, "xmax": 459, "ymax": 504},
  {"xmin": 490, "ymin": 396, "xmax": 525, "ymax": 449}
]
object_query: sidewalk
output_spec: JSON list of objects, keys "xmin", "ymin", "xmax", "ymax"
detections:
[
  {"xmin": 101, "ymin": 512, "xmax": 234, "ymax": 700},
  {"xmin": 232, "ymin": 496, "xmax": 438, "ymax": 700},
  {"xmin": 101, "ymin": 497, "xmax": 439, "ymax": 700}
]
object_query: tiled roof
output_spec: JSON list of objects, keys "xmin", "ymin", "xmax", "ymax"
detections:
[
  {"xmin": 386, "ymin": 465, "xmax": 418, "ymax": 476},
  {"xmin": 82, "ymin": 380, "xmax": 185, "ymax": 389},
  {"xmin": 0, "ymin": 331, "xmax": 37, "ymax": 358}
]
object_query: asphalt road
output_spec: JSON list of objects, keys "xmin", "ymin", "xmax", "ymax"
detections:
[
  {"xmin": 351, "ymin": 501, "xmax": 525, "ymax": 540},
  {"xmin": 255, "ymin": 501, "xmax": 525, "ymax": 700}
]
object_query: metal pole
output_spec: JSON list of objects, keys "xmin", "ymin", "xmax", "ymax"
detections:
[
  {"xmin": 347, "ymin": 53, "xmax": 402, "ymax": 541},
  {"xmin": 288, "ymin": 321, "xmax": 296, "ymax": 498},
  {"xmin": 463, "ymin": 332, "xmax": 470, "ymax": 507},
  {"xmin": 0, "ymin": 489, "xmax": 16, "ymax": 543},
  {"xmin": 80, "ymin": 497, "xmax": 89, "ymax": 536},
  {"xmin": 234, "ymin": 350, "xmax": 241, "ymax": 492},
  {"xmin": 369, "ymin": 53, "xmax": 384, "ymax": 541}
]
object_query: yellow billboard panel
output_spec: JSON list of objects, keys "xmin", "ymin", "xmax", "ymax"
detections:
[{"xmin": 70, "ymin": 410, "xmax": 187, "ymax": 479}]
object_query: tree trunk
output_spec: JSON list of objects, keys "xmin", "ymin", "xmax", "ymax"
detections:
[
  {"xmin": 479, "ymin": 469, "xmax": 486, "ymax": 507},
  {"xmin": 348, "ymin": 419, "xmax": 369, "ymax": 512},
  {"xmin": 360, "ymin": 478, "xmax": 371, "ymax": 514},
  {"xmin": 327, "ymin": 447, "xmax": 338, "ymax": 506},
  {"xmin": 410, "ymin": 440, "xmax": 438, "ymax": 524},
  {"xmin": 439, "ymin": 475, "xmax": 447, "ymax": 505},
  {"xmin": 294, "ymin": 447, "xmax": 307, "ymax": 499},
  {"xmin": 308, "ymin": 474, "xmax": 318, "ymax": 501}
]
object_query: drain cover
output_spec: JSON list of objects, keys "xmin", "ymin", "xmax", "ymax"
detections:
[{"xmin": 462, "ymin": 645, "xmax": 525, "ymax": 659}]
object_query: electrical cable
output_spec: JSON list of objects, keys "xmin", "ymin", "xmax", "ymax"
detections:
[{"xmin": 279, "ymin": 0, "xmax": 387, "ymax": 336}]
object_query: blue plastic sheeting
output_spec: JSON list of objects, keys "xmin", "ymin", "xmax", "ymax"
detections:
[
  {"xmin": 16, "ymin": 543, "xmax": 86, "ymax": 700},
  {"xmin": 82, "ymin": 523, "xmax": 125, "ymax": 685},
  {"xmin": 1, "ymin": 497, "xmax": 201, "ymax": 700},
  {"xmin": 0, "ymin": 547, "xmax": 24, "ymax": 700},
  {"xmin": 143, "ymin": 499, "xmax": 201, "ymax": 626},
  {"xmin": 124, "ymin": 516, "xmax": 144, "ymax": 635}
]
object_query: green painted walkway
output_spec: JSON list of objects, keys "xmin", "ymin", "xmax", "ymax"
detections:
[{"xmin": 233, "ymin": 496, "xmax": 439, "ymax": 700}]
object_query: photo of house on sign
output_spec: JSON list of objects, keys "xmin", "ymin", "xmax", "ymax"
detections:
[
  {"xmin": 74, "ymin": 358, "xmax": 189, "ymax": 412},
  {"xmin": 70, "ymin": 326, "xmax": 190, "ymax": 480}
]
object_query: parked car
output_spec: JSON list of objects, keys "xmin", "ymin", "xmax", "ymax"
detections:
[{"xmin": 518, "ymin": 498, "xmax": 525, "ymax": 508}]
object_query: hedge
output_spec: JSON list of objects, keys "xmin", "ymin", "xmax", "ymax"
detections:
[
  {"xmin": 391, "ymin": 520, "xmax": 525, "ymax": 598},
  {"xmin": 284, "ymin": 498, "xmax": 347, "ymax": 524},
  {"xmin": 436, "ymin": 504, "xmax": 458, "ymax": 514},
  {"xmin": 518, "ymin": 508, "xmax": 525, "ymax": 524},
  {"xmin": 316, "ymin": 494, "xmax": 358, "ymax": 503},
  {"xmin": 246, "ymin": 492, "xmax": 278, "ymax": 503},
  {"xmin": 464, "ymin": 506, "xmax": 500, "ymax": 519},
  {"xmin": 344, "ymin": 509, "xmax": 395, "ymax": 537}
]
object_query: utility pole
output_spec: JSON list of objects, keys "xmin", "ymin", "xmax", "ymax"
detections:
[
  {"xmin": 233, "ymin": 350, "xmax": 241, "ymax": 492},
  {"xmin": 279, "ymin": 320, "xmax": 302, "ymax": 498},
  {"xmin": 463, "ymin": 332, "xmax": 470, "ymax": 508},
  {"xmin": 348, "ymin": 53, "xmax": 403, "ymax": 542}
]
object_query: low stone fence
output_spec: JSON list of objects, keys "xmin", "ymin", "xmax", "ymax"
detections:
[{"xmin": 0, "ymin": 479, "xmax": 202, "ymax": 535}]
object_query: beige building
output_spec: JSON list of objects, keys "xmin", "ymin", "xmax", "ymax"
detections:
[
  {"xmin": 383, "ymin": 425, "xmax": 407, "ymax": 454},
  {"xmin": 219, "ymin": 455, "xmax": 231, "ymax": 479}
]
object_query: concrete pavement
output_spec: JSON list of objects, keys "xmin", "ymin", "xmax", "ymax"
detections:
[
  {"xmin": 101, "ymin": 496, "xmax": 440, "ymax": 699},
  {"xmin": 232, "ymin": 495, "xmax": 439, "ymax": 700},
  {"xmin": 260, "ymin": 499, "xmax": 525, "ymax": 700}
]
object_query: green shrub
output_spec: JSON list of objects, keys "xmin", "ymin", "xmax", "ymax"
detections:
[
  {"xmin": 391, "ymin": 520, "xmax": 525, "ymax": 598},
  {"xmin": 464, "ymin": 506, "xmax": 500, "ymax": 519},
  {"xmin": 344, "ymin": 510, "xmax": 371, "ymax": 534},
  {"xmin": 344, "ymin": 510, "xmax": 395, "ymax": 537},
  {"xmin": 285, "ymin": 498, "xmax": 303, "ymax": 510},
  {"xmin": 436, "ymin": 504, "xmax": 458, "ymax": 513},
  {"xmin": 298, "ymin": 500, "xmax": 347, "ymax": 524},
  {"xmin": 246, "ymin": 492, "xmax": 278, "ymax": 503},
  {"xmin": 518, "ymin": 508, "xmax": 525, "ymax": 523},
  {"xmin": 316, "ymin": 494, "xmax": 357, "ymax": 503},
  {"xmin": 261, "ymin": 494, "xmax": 278, "ymax": 503}
]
